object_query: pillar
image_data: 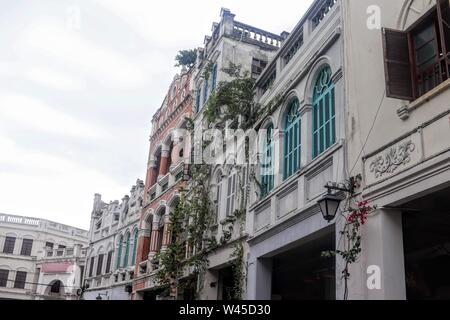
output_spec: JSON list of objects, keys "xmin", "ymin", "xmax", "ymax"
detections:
[
  {"xmin": 158, "ymin": 149, "xmax": 171, "ymax": 178},
  {"xmin": 299, "ymin": 103, "xmax": 312, "ymax": 167},
  {"xmin": 247, "ymin": 257, "xmax": 272, "ymax": 300},
  {"xmin": 273, "ymin": 129, "xmax": 284, "ymax": 188},
  {"xmin": 161, "ymin": 214, "xmax": 172, "ymax": 250},
  {"xmin": 171, "ymin": 133, "xmax": 184, "ymax": 167},
  {"xmin": 348, "ymin": 208, "xmax": 406, "ymax": 300},
  {"xmin": 147, "ymin": 158, "xmax": 158, "ymax": 188},
  {"xmin": 149, "ymin": 220, "xmax": 162, "ymax": 257},
  {"xmin": 135, "ymin": 229, "xmax": 151, "ymax": 268}
]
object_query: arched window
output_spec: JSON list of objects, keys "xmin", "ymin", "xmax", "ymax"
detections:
[
  {"xmin": 284, "ymin": 98, "xmax": 301, "ymax": 180},
  {"xmin": 203, "ymin": 79, "xmax": 209, "ymax": 105},
  {"xmin": 211, "ymin": 63, "xmax": 218, "ymax": 92},
  {"xmin": 261, "ymin": 124, "xmax": 274, "ymax": 197},
  {"xmin": 226, "ymin": 170, "xmax": 237, "ymax": 216},
  {"xmin": 116, "ymin": 235, "xmax": 123, "ymax": 269},
  {"xmin": 214, "ymin": 172, "xmax": 223, "ymax": 224},
  {"xmin": 123, "ymin": 233, "xmax": 130, "ymax": 268},
  {"xmin": 132, "ymin": 229, "xmax": 138, "ymax": 266},
  {"xmin": 195, "ymin": 86, "xmax": 201, "ymax": 113},
  {"xmin": 312, "ymin": 66, "xmax": 336, "ymax": 159}
]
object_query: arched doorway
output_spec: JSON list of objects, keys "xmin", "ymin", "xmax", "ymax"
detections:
[{"xmin": 44, "ymin": 280, "xmax": 65, "ymax": 300}]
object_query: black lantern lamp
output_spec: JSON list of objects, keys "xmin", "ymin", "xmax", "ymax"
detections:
[
  {"xmin": 318, "ymin": 191, "xmax": 342, "ymax": 222},
  {"xmin": 318, "ymin": 178, "xmax": 358, "ymax": 222}
]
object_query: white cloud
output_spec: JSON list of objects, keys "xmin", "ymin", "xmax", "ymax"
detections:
[
  {"xmin": 25, "ymin": 67, "xmax": 86, "ymax": 91},
  {"xmin": 0, "ymin": 94, "xmax": 107, "ymax": 139},
  {"xmin": 0, "ymin": 135, "xmax": 124, "ymax": 229},
  {"xmin": 0, "ymin": 0, "xmax": 315, "ymax": 229},
  {"xmin": 14, "ymin": 17, "xmax": 149, "ymax": 89}
]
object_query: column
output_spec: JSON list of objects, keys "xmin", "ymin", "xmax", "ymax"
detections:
[
  {"xmin": 273, "ymin": 129, "xmax": 284, "ymax": 188},
  {"xmin": 300, "ymin": 103, "xmax": 312, "ymax": 167},
  {"xmin": 171, "ymin": 134, "xmax": 183, "ymax": 167},
  {"xmin": 135, "ymin": 229, "xmax": 151, "ymax": 268},
  {"xmin": 161, "ymin": 214, "xmax": 172, "ymax": 251},
  {"xmin": 147, "ymin": 158, "xmax": 158, "ymax": 188},
  {"xmin": 158, "ymin": 148, "xmax": 171, "ymax": 178},
  {"xmin": 149, "ymin": 221, "xmax": 162, "ymax": 256},
  {"xmin": 349, "ymin": 208, "xmax": 406, "ymax": 300},
  {"xmin": 247, "ymin": 257, "xmax": 272, "ymax": 300}
]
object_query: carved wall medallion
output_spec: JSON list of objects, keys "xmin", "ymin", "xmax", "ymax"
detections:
[{"xmin": 370, "ymin": 140, "xmax": 416, "ymax": 179}]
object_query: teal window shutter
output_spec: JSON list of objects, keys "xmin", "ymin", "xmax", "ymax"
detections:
[
  {"xmin": 312, "ymin": 66, "xmax": 336, "ymax": 159},
  {"xmin": 283, "ymin": 98, "xmax": 301, "ymax": 180},
  {"xmin": 116, "ymin": 235, "xmax": 123, "ymax": 269},
  {"xmin": 195, "ymin": 87, "xmax": 201, "ymax": 113},
  {"xmin": 261, "ymin": 124, "xmax": 274, "ymax": 197},
  {"xmin": 132, "ymin": 229, "xmax": 138, "ymax": 265},
  {"xmin": 203, "ymin": 79, "xmax": 209, "ymax": 105},
  {"xmin": 123, "ymin": 233, "xmax": 130, "ymax": 268},
  {"xmin": 211, "ymin": 64, "xmax": 218, "ymax": 91}
]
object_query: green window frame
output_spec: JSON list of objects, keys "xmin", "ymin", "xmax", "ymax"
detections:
[
  {"xmin": 132, "ymin": 229, "xmax": 138, "ymax": 265},
  {"xmin": 195, "ymin": 87, "xmax": 201, "ymax": 113},
  {"xmin": 261, "ymin": 124, "xmax": 274, "ymax": 197},
  {"xmin": 284, "ymin": 98, "xmax": 301, "ymax": 180},
  {"xmin": 123, "ymin": 233, "xmax": 130, "ymax": 268},
  {"xmin": 116, "ymin": 235, "xmax": 123, "ymax": 269},
  {"xmin": 203, "ymin": 79, "xmax": 209, "ymax": 105},
  {"xmin": 211, "ymin": 63, "xmax": 218, "ymax": 91},
  {"xmin": 312, "ymin": 66, "xmax": 336, "ymax": 159}
]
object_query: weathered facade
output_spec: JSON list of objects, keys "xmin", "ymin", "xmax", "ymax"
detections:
[
  {"xmin": 0, "ymin": 213, "xmax": 88, "ymax": 300},
  {"xmin": 133, "ymin": 67, "xmax": 193, "ymax": 300},
  {"xmin": 246, "ymin": 0, "xmax": 450, "ymax": 300},
  {"xmin": 190, "ymin": 8, "xmax": 282, "ymax": 300},
  {"xmin": 130, "ymin": 0, "xmax": 450, "ymax": 301},
  {"xmin": 343, "ymin": 0, "xmax": 450, "ymax": 300},
  {"xmin": 246, "ymin": 0, "xmax": 345, "ymax": 300},
  {"xmin": 83, "ymin": 179, "xmax": 144, "ymax": 300}
]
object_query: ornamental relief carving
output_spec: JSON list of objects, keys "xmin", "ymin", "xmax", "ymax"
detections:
[{"xmin": 369, "ymin": 140, "xmax": 416, "ymax": 179}]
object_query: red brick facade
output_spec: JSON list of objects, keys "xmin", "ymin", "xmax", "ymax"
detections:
[{"xmin": 132, "ymin": 67, "xmax": 193, "ymax": 298}]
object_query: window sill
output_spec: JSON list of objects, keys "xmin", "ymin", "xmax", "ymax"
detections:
[{"xmin": 397, "ymin": 78, "xmax": 450, "ymax": 120}]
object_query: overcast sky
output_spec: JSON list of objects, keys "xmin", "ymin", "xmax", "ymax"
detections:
[{"xmin": 0, "ymin": 0, "xmax": 314, "ymax": 230}]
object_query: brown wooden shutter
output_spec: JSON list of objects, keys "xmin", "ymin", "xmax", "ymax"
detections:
[{"xmin": 382, "ymin": 28, "xmax": 414, "ymax": 100}]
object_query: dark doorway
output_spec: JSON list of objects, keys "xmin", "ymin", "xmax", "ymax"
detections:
[
  {"xmin": 142, "ymin": 288, "xmax": 167, "ymax": 301},
  {"xmin": 218, "ymin": 266, "xmax": 237, "ymax": 300},
  {"xmin": 271, "ymin": 228, "xmax": 335, "ymax": 300},
  {"xmin": 50, "ymin": 281, "xmax": 61, "ymax": 294},
  {"xmin": 402, "ymin": 186, "xmax": 450, "ymax": 299}
]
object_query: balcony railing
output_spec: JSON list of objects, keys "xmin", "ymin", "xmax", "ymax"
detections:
[{"xmin": 232, "ymin": 21, "xmax": 282, "ymax": 48}]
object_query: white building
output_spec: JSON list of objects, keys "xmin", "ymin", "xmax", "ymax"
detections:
[
  {"xmin": 245, "ymin": 0, "xmax": 450, "ymax": 300},
  {"xmin": 82, "ymin": 179, "xmax": 144, "ymax": 300},
  {"xmin": 0, "ymin": 213, "xmax": 88, "ymax": 300},
  {"xmin": 191, "ymin": 8, "xmax": 283, "ymax": 300},
  {"xmin": 344, "ymin": 0, "xmax": 450, "ymax": 300},
  {"xmin": 246, "ymin": 0, "xmax": 345, "ymax": 300}
]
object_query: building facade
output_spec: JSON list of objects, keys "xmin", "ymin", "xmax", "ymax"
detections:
[
  {"xmin": 82, "ymin": 179, "xmax": 144, "ymax": 300},
  {"xmin": 343, "ymin": 0, "xmax": 450, "ymax": 300},
  {"xmin": 245, "ymin": 0, "xmax": 450, "ymax": 300},
  {"xmin": 190, "ymin": 8, "xmax": 283, "ymax": 300},
  {"xmin": 246, "ymin": 0, "xmax": 345, "ymax": 300},
  {"xmin": 0, "ymin": 213, "xmax": 88, "ymax": 300},
  {"xmin": 133, "ymin": 67, "xmax": 193, "ymax": 300}
]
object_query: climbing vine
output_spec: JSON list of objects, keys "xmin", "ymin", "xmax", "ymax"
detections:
[
  {"xmin": 322, "ymin": 199, "xmax": 377, "ymax": 300},
  {"xmin": 204, "ymin": 63, "xmax": 285, "ymax": 131},
  {"xmin": 153, "ymin": 62, "xmax": 287, "ymax": 300}
]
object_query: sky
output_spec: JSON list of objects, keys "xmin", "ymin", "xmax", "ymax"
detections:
[{"xmin": 0, "ymin": 0, "xmax": 314, "ymax": 230}]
